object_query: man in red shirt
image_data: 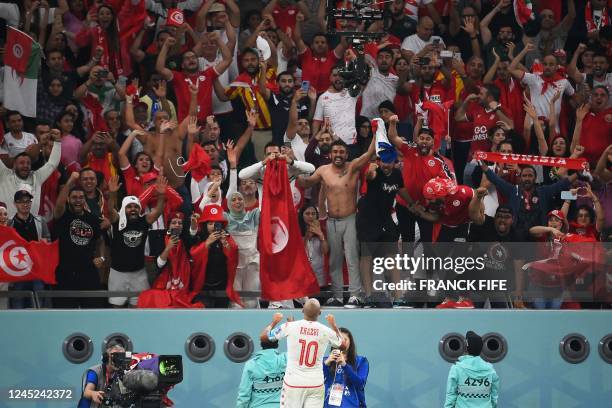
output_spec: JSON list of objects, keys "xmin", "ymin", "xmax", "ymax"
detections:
[
  {"xmin": 155, "ymin": 32, "xmax": 232, "ymax": 121},
  {"xmin": 455, "ymin": 83, "xmax": 514, "ymax": 161},
  {"xmin": 386, "ymin": 115, "xmax": 454, "ymax": 243},
  {"xmin": 293, "ymin": 12, "xmax": 347, "ymax": 93},
  {"xmin": 263, "ymin": 0, "xmax": 308, "ymax": 33},
  {"xmin": 572, "ymin": 85, "xmax": 612, "ymax": 166}
]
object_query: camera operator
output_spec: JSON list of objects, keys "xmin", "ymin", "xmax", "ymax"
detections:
[{"xmin": 78, "ymin": 342, "xmax": 125, "ymax": 408}]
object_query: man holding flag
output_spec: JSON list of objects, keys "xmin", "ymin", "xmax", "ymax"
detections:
[{"xmin": 3, "ymin": 27, "xmax": 42, "ymax": 118}]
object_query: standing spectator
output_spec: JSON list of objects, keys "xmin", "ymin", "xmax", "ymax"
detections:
[
  {"xmin": 312, "ymin": 67, "xmax": 360, "ymax": 157},
  {"xmin": 360, "ymin": 48, "xmax": 399, "ymax": 119},
  {"xmin": 386, "ymin": 116, "xmax": 454, "ymax": 243},
  {"xmin": 8, "ymin": 186, "xmax": 51, "ymax": 309},
  {"xmin": 305, "ymin": 126, "xmax": 333, "ymax": 169},
  {"xmin": 523, "ymin": 0, "xmax": 575, "ymax": 67},
  {"xmin": 156, "ymin": 33, "xmax": 232, "ymax": 122},
  {"xmin": 56, "ymin": 110, "xmax": 83, "ymax": 171},
  {"xmin": 297, "ymin": 138, "xmax": 376, "ymax": 308},
  {"xmin": 568, "ymin": 47, "xmax": 612, "ymax": 106},
  {"xmin": 479, "ymin": 0, "xmax": 522, "ymax": 41},
  {"xmin": 387, "ymin": 0, "xmax": 418, "ymax": 40},
  {"xmin": 73, "ymin": 65, "xmax": 126, "ymax": 114},
  {"xmin": 571, "ymin": 87, "xmax": 612, "ymax": 166},
  {"xmin": 79, "ymin": 131, "xmax": 120, "ymax": 182},
  {"xmin": 80, "ymin": 168, "xmax": 107, "ymax": 221},
  {"xmin": 323, "ymin": 327, "xmax": 369, "ymax": 408},
  {"xmin": 118, "ymin": 130, "xmax": 161, "ymax": 197},
  {"xmin": 444, "ymin": 331, "xmax": 500, "ymax": 408},
  {"xmin": 481, "ymin": 162, "xmax": 578, "ymax": 241},
  {"xmin": 261, "ymin": 71, "xmax": 314, "ymax": 146},
  {"xmin": 509, "ymin": 43, "xmax": 576, "ymax": 131},
  {"xmin": 53, "ymin": 172, "xmax": 105, "ymax": 308},
  {"xmin": 2, "ymin": 111, "xmax": 39, "ymax": 160},
  {"xmin": 400, "ymin": 16, "xmax": 445, "ymax": 62},
  {"xmin": 37, "ymin": 76, "xmax": 70, "ymax": 125},
  {"xmin": 561, "ymin": 184, "xmax": 605, "ymax": 240},
  {"xmin": 480, "ymin": 1, "xmax": 517, "ymax": 66},
  {"xmin": 236, "ymin": 338, "xmax": 287, "ymax": 408},
  {"xmin": 263, "ymin": 0, "xmax": 309, "ymax": 33},
  {"xmin": 106, "ymin": 176, "xmax": 166, "ymax": 307},
  {"xmin": 448, "ymin": 6, "xmax": 482, "ymax": 62},
  {"xmin": 299, "ymin": 205, "xmax": 328, "ymax": 289},
  {"xmin": 285, "ymin": 88, "xmax": 316, "ymax": 162},
  {"xmin": 224, "ymin": 51, "xmax": 277, "ymax": 162},
  {"xmin": 0, "ymin": 130, "xmax": 62, "ymax": 218},
  {"xmin": 294, "ymin": 12, "xmax": 347, "ymax": 94}
]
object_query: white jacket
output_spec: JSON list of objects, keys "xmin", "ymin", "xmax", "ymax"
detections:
[{"xmin": 0, "ymin": 141, "xmax": 62, "ymax": 218}]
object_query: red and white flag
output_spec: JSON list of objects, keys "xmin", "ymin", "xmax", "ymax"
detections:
[
  {"xmin": 258, "ymin": 159, "xmax": 319, "ymax": 300},
  {"xmin": 514, "ymin": 0, "xmax": 535, "ymax": 27},
  {"xmin": 0, "ymin": 226, "xmax": 58, "ymax": 284},
  {"xmin": 3, "ymin": 27, "xmax": 42, "ymax": 117}
]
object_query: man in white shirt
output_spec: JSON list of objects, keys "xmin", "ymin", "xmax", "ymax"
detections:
[
  {"xmin": 2, "ymin": 111, "xmax": 38, "ymax": 159},
  {"xmin": 261, "ymin": 299, "xmax": 345, "ymax": 408},
  {"xmin": 509, "ymin": 43, "xmax": 575, "ymax": 132},
  {"xmin": 312, "ymin": 67, "xmax": 359, "ymax": 151},
  {"xmin": 360, "ymin": 48, "xmax": 399, "ymax": 119},
  {"xmin": 401, "ymin": 16, "xmax": 445, "ymax": 62}
]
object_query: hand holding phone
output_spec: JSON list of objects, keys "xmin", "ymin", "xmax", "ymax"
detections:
[{"xmin": 301, "ymin": 80, "xmax": 310, "ymax": 93}]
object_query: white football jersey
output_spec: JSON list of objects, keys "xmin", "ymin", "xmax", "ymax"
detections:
[{"xmin": 272, "ymin": 319, "xmax": 342, "ymax": 387}]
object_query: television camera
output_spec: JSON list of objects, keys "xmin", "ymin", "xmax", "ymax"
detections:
[
  {"xmin": 326, "ymin": 0, "xmax": 389, "ymax": 96},
  {"xmin": 102, "ymin": 352, "xmax": 183, "ymax": 408}
]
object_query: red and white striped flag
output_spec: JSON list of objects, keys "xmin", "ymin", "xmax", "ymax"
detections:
[{"xmin": 514, "ymin": 0, "xmax": 535, "ymax": 27}]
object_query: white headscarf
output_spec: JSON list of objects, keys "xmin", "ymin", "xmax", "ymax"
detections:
[{"xmin": 119, "ymin": 196, "xmax": 142, "ymax": 231}]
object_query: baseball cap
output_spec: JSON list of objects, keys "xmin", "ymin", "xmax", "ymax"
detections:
[{"xmin": 14, "ymin": 185, "xmax": 34, "ymax": 202}]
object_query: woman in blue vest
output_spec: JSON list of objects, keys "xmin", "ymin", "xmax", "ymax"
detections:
[{"xmin": 323, "ymin": 327, "xmax": 369, "ymax": 407}]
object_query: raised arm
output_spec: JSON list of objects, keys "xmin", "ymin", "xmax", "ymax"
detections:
[
  {"xmin": 455, "ymin": 94, "xmax": 479, "ymax": 121},
  {"xmin": 286, "ymin": 89, "xmax": 306, "ymax": 140},
  {"xmin": 508, "ymin": 43, "xmax": 534, "ymax": 79},
  {"xmin": 145, "ymin": 176, "xmax": 167, "ymax": 224},
  {"xmin": 296, "ymin": 167, "xmax": 323, "ymax": 189},
  {"xmin": 54, "ymin": 171, "xmax": 80, "ymax": 219},
  {"xmin": 387, "ymin": 115, "xmax": 404, "ymax": 149},
  {"xmin": 234, "ymin": 111, "xmax": 257, "ymax": 161},
  {"xmin": 293, "ymin": 12, "xmax": 307, "ymax": 54},
  {"xmin": 155, "ymin": 37, "xmax": 175, "ymax": 81},
  {"xmin": 34, "ymin": 130, "xmax": 62, "ymax": 182},
  {"xmin": 210, "ymin": 31, "xmax": 233, "ymax": 75},
  {"xmin": 524, "ymin": 100, "xmax": 548, "ymax": 156},
  {"xmin": 224, "ymin": 0, "xmax": 241, "ymax": 28},
  {"xmin": 567, "ymin": 43, "xmax": 586, "ymax": 84},
  {"xmin": 349, "ymin": 135, "xmax": 376, "ymax": 174},
  {"xmin": 558, "ymin": 0, "xmax": 575, "ymax": 32},
  {"xmin": 479, "ymin": 0, "xmax": 503, "ymax": 46},
  {"xmin": 570, "ymin": 104, "xmax": 589, "ymax": 153},
  {"xmin": 118, "ymin": 130, "xmax": 140, "ymax": 169},
  {"xmin": 483, "ymin": 49, "xmax": 501, "ymax": 84},
  {"xmin": 107, "ymin": 175, "xmax": 121, "ymax": 224},
  {"xmin": 468, "ymin": 187, "xmax": 487, "ymax": 225},
  {"xmin": 594, "ymin": 145, "xmax": 612, "ymax": 183},
  {"xmin": 259, "ymin": 312, "xmax": 284, "ymax": 343}
]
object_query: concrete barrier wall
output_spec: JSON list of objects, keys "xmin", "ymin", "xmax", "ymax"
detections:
[{"xmin": 0, "ymin": 310, "xmax": 610, "ymax": 407}]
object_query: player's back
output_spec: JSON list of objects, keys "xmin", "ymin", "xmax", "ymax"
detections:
[{"xmin": 278, "ymin": 319, "xmax": 342, "ymax": 387}]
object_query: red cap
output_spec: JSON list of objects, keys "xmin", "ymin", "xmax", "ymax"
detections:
[
  {"xmin": 548, "ymin": 209, "xmax": 565, "ymax": 221},
  {"xmin": 199, "ymin": 204, "xmax": 227, "ymax": 225},
  {"xmin": 423, "ymin": 177, "xmax": 450, "ymax": 200}
]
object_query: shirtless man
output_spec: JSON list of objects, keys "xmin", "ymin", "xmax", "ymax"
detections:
[
  {"xmin": 124, "ymin": 81, "xmax": 197, "ymax": 191},
  {"xmin": 297, "ymin": 137, "xmax": 375, "ymax": 308}
]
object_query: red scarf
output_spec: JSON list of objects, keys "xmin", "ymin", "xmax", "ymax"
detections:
[
  {"xmin": 474, "ymin": 151, "xmax": 588, "ymax": 170},
  {"xmin": 138, "ymin": 185, "xmax": 183, "ymax": 224},
  {"xmin": 540, "ymin": 72, "xmax": 563, "ymax": 94},
  {"xmin": 585, "ymin": 0, "xmax": 610, "ymax": 33}
]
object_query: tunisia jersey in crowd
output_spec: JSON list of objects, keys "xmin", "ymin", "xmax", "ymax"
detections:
[
  {"xmin": 579, "ymin": 108, "xmax": 612, "ymax": 165},
  {"xmin": 271, "ymin": 320, "xmax": 342, "ymax": 387},
  {"xmin": 440, "ymin": 185, "xmax": 474, "ymax": 227},
  {"xmin": 466, "ymin": 104, "xmax": 502, "ymax": 156},
  {"xmin": 397, "ymin": 143, "xmax": 455, "ymax": 207},
  {"xmin": 171, "ymin": 66, "xmax": 219, "ymax": 121}
]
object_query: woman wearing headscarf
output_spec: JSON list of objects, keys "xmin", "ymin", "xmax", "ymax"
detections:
[
  {"xmin": 225, "ymin": 191, "xmax": 261, "ymax": 309},
  {"xmin": 37, "ymin": 76, "xmax": 69, "ymax": 124}
]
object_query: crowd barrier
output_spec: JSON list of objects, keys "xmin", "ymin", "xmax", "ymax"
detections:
[{"xmin": 0, "ymin": 310, "xmax": 610, "ymax": 407}]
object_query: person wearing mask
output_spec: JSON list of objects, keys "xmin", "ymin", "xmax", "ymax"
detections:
[
  {"xmin": 444, "ymin": 331, "xmax": 500, "ymax": 408},
  {"xmin": 323, "ymin": 327, "xmax": 369, "ymax": 408},
  {"xmin": 236, "ymin": 338, "xmax": 287, "ymax": 408},
  {"xmin": 7, "ymin": 186, "xmax": 51, "ymax": 309}
]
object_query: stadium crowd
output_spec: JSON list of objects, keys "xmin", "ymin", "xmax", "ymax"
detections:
[{"xmin": 0, "ymin": 0, "xmax": 610, "ymax": 310}]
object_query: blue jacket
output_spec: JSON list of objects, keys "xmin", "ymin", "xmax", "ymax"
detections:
[
  {"xmin": 236, "ymin": 349, "xmax": 287, "ymax": 408},
  {"xmin": 444, "ymin": 355, "xmax": 499, "ymax": 408},
  {"xmin": 323, "ymin": 355, "xmax": 369, "ymax": 408},
  {"xmin": 485, "ymin": 168, "xmax": 569, "ymax": 224}
]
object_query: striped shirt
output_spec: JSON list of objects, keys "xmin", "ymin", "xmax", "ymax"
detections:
[{"xmin": 226, "ymin": 68, "xmax": 276, "ymax": 130}]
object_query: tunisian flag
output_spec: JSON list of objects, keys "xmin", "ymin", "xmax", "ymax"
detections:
[
  {"xmin": 258, "ymin": 159, "xmax": 319, "ymax": 300},
  {"xmin": 0, "ymin": 226, "xmax": 58, "ymax": 284}
]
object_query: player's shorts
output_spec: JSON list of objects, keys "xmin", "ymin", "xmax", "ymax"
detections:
[{"xmin": 280, "ymin": 382, "xmax": 324, "ymax": 408}]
